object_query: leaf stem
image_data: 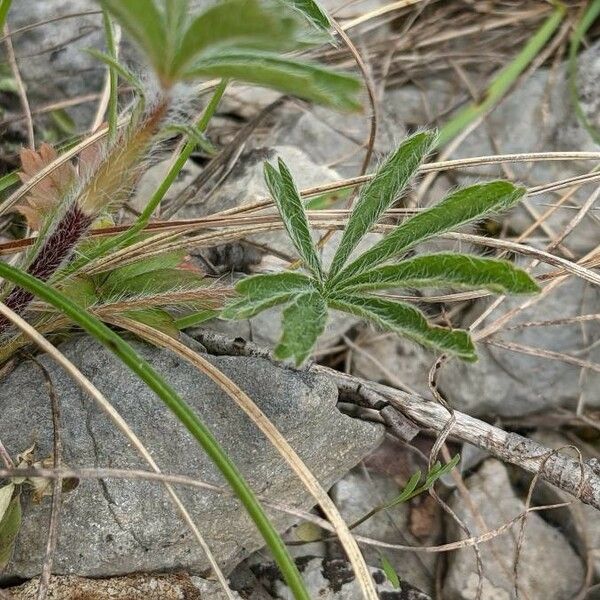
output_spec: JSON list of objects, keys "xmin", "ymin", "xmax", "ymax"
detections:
[{"xmin": 0, "ymin": 261, "xmax": 310, "ymax": 600}]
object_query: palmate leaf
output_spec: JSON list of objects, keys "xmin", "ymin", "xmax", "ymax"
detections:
[
  {"xmin": 329, "ymin": 294, "xmax": 476, "ymax": 361},
  {"xmin": 328, "ymin": 131, "xmax": 437, "ymax": 279},
  {"xmin": 265, "ymin": 159, "xmax": 324, "ymax": 280},
  {"xmin": 336, "ymin": 253, "xmax": 540, "ymax": 294},
  {"xmin": 222, "ymin": 272, "xmax": 315, "ymax": 320},
  {"xmin": 275, "ymin": 291, "xmax": 328, "ymax": 365},
  {"xmin": 171, "ymin": 0, "xmax": 302, "ymax": 74},
  {"xmin": 331, "ymin": 181, "xmax": 527, "ymax": 284},
  {"xmin": 185, "ymin": 51, "xmax": 362, "ymax": 111}
]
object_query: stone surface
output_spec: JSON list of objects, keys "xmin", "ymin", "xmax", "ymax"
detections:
[
  {"xmin": 255, "ymin": 557, "xmax": 431, "ymax": 599},
  {"xmin": 6, "ymin": 573, "xmax": 215, "ymax": 600},
  {"xmin": 444, "ymin": 459, "xmax": 585, "ymax": 600},
  {"xmin": 0, "ymin": 335, "xmax": 383, "ymax": 578},
  {"xmin": 437, "ymin": 276, "xmax": 600, "ymax": 417}
]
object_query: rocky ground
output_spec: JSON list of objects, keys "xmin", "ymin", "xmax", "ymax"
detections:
[{"xmin": 1, "ymin": 1, "xmax": 600, "ymax": 599}]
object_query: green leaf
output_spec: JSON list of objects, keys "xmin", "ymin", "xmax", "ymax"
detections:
[
  {"xmin": 172, "ymin": 0, "xmax": 301, "ymax": 74},
  {"xmin": 99, "ymin": 252, "xmax": 185, "ymax": 283},
  {"xmin": 0, "ymin": 484, "xmax": 14, "ymax": 524},
  {"xmin": 122, "ymin": 308, "xmax": 178, "ymax": 337},
  {"xmin": 0, "ymin": 171, "xmax": 19, "ymax": 194},
  {"xmin": 424, "ymin": 453, "xmax": 460, "ymax": 488},
  {"xmin": 281, "ymin": 0, "xmax": 330, "ymax": 30},
  {"xmin": 99, "ymin": 0, "xmax": 167, "ymax": 78},
  {"xmin": 333, "ymin": 181, "xmax": 526, "ymax": 283},
  {"xmin": 101, "ymin": 268, "xmax": 205, "ymax": 299},
  {"xmin": 59, "ymin": 276, "xmax": 98, "ymax": 308},
  {"xmin": 275, "ymin": 291, "xmax": 327, "ymax": 365},
  {"xmin": 337, "ymin": 253, "xmax": 540, "ymax": 294},
  {"xmin": 328, "ymin": 132, "xmax": 437, "ymax": 279},
  {"xmin": 175, "ymin": 308, "xmax": 218, "ymax": 329},
  {"xmin": 0, "ymin": 492, "xmax": 21, "ymax": 570},
  {"xmin": 222, "ymin": 272, "xmax": 315, "ymax": 320},
  {"xmin": 329, "ymin": 294, "xmax": 476, "ymax": 361},
  {"xmin": 265, "ymin": 159, "xmax": 323, "ymax": 281},
  {"xmin": 86, "ymin": 49, "xmax": 146, "ymax": 96},
  {"xmin": 379, "ymin": 553, "xmax": 401, "ymax": 589},
  {"xmin": 184, "ymin": 51, "xmax": 361, "ymax": 111}
]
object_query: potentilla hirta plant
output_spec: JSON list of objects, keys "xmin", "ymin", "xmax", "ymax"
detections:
[{"xmin": 222, "ymin": 131, "xmax": 540, "ymax": 365}]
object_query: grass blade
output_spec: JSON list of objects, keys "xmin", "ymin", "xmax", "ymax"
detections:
[
  {"xmin": 275, "ymin": 291, "xmax": 327, "ymax": 365},
  {"xmin": 333, "ymin": 181, "xmax": 526, "ymax": 283},
  {"xmin": 282, "ymin": 0, "xmax": 331, "ymax": 30},
  {"xmin": 328, "ymin": 131, "xmax": 437, "ymax": 278},
  {"xmin": 437, "ymin": 4, "xmax": 565, "ymax": 147},
  {"xmin": 329, "ymin": 294, "xmax": 476, "ymax": 361},
  {"xmin": 0, "ymin": 261, "xmax": 310, "ymax": 600},
  {"xmin": 265, "ymin": 160, "xmax": 324, "ymax": 281},
  {"xmin": 336, "ymin": 253, "xmax": 540, "ymax": 294}
]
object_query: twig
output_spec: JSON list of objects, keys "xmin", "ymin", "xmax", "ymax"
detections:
[{"xmin": 195, "ymin": 331, "xmax": 600, "ymax": 511}]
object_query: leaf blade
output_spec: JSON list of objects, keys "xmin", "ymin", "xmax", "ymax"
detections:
[
  {"xmin": 328, "ymin": 131, "xmax": 437, "ymax": 278},
  {"xmin": 275, "ymin": 291, "xmax": 328, "ymax": 365},
  {"xmin": 265, "ymin": 160, "xmax": 323, "ymax": 281},
  {"xmin": 184, "ymin": 51, "xmax": 361, "ymax": 111},
  {"xmin": 222, "ymin": 272, "xmax": 315, "ymax": 320},
  {"xmin": 333, "ymin": 181, "xmax": 527, "ymax": 283},
  {"xmin": 337, "ymin": 253, "xmax": 540, "ymax": 294},
  {"xmin": 329, "ymin": 294, "xmax": 476, "ymax": 361}
]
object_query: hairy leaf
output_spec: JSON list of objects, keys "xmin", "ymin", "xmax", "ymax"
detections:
[
  {"xmin": 333, "ymin": 181, "xmax": 526, "ymax": 283},
  {"xmin": 172, "ymin": 0, "xmax": 300, "ymax": 74},
  {"xmin": 328, "ymin": 131, "xmax": 436, "ymax": 278},
  {"xmin": 265, "ymin": 160, "xmax": 323, "ymax": 280},
  {"xmin": 101, "ymin": 268, "xmax": 205, "ymax": 299},
  {"xmin": 222, "ymin": 272, "xmax": 315, "ymax": 320},
  {"xmin": 122, "ymin": 308, "xmax": 178, "ymax": 337},
  {"xmin": 337, "ymin": 253, "xmax": 540, "ymax": 294},
  {"xmin": 99, "ymin": 0, "xmax": 166, "ymax": 77},
  {"xmin": 329, "ymin": 294, "xmax": 476, "ymax": 360},
  {"xmin": 0, "ymin": 484, "xmax": 14, "ymax": 524},
  {"xmin": 185, "ymin": 51, "xmax": 361, "ymax": 110},
  {"xmin": 99, "ymin": 252, "xmax": 186, "ymax": 284},
  {"xmin": 275, "ymin": 291, "xmax": 327, "ymax": 365}
]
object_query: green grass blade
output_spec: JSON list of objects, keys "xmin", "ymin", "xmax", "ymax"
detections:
[
  {"xmin": 184, "ymin": 51, "xmax": 361, "ymax": 111},
  {"xmin": 0, "ymin": 0, "xmax": 12, "ymax": 30},
  {"xmin": 328, "ymin": 131, "xmax": 437, "ymax": 279},
  {"xmin": 336, "ymin": 253, "xmax": 540, "ymax": 294},
  {"xmin": 0, "ymin": 261, "xmax": 310, "ymax": 600},
  {"xmin": 568, "ymin": 0, "xmax": 600, "ymax": 144},
  {"xmin": 329, "ymin": 294, "xmax": 476, "ymax": 361},
  {"xmin": 222, "ymin": 272, "xmax": 315, "ymax": 320},
  {"xmin": 332, "ymin": 181, "xmax": 526, "ymax": 284},
  {"xmin": 275, "ymin": 291, "xmax": 327, "ymax": 365},
  {"xmin": 0, "ymin": 171, "xmax": 19, "ymax": 194},
  {"xmin": 175, "ymin": 309, "xmax": 218, "ymax": 329},
  {"xmin": 282, "ymin": 0, "xmax": 331, "ymax": 30},
  {"xmin": 437, "ymin": 4, "xmax": 565, "ymax": 147},
  {"xmin": 265, "ymin": 160, "xmax": 324, "ymax": 281},
  {"xmin": 101, "ymin": 8, "xmax": 119, "ymax": 142}
]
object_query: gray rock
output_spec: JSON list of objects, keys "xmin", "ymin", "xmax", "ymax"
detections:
[
  {"xmin": 444, "ymin": 459, "xmax": 585, "ymax": 600},
  {"xmin": 438, "ymin": 276, "xmax": 600, "ymax": 417},
  {"xmin": 259, "ymin": 556, "xmax": 431, "ymax": 599},
  {"xmin": 9, "ymin": 1, "xmax": 105, "ymax": 127},
  {"xmin": 0, "ymin": 336, "xmax": 383, "ymax": 578}
]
